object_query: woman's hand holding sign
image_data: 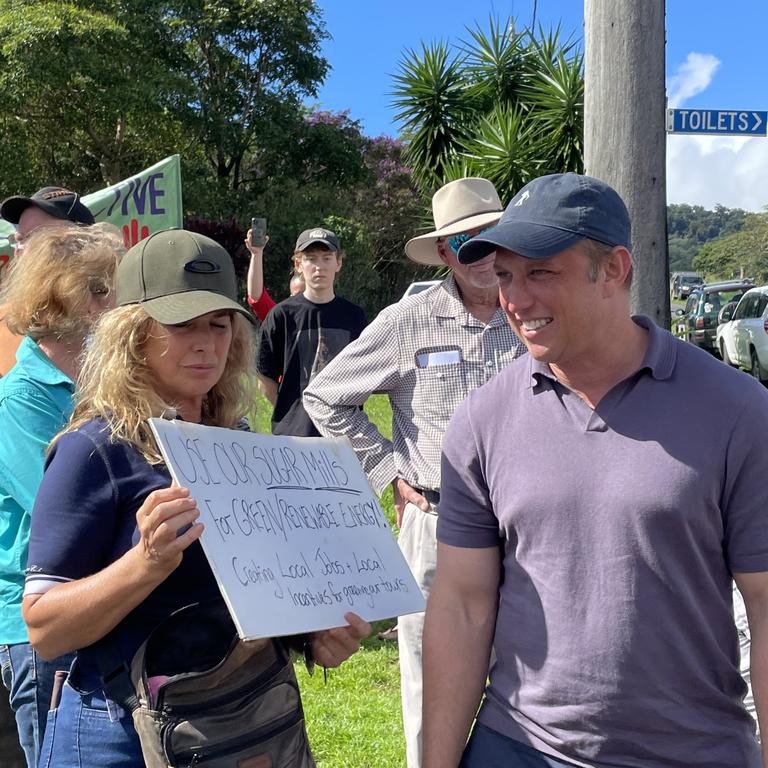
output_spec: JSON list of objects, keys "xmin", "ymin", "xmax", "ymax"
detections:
[
  {"xmin": 309, "ymin": 612, "xmax": 372, "ymax": 668},
  {"xmin": 135, "ymin": 486, "xmax": 204, "ymax": 578}
]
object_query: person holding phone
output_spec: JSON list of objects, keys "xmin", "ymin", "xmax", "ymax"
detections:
[{"xmin": 244, "ymin": 218, "xmax": 305, "ymax": 322}]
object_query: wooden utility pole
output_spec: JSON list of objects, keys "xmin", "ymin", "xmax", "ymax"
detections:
[{"xmin": 584, "ymin": 1, "xmax": 669, "ymax": 326}]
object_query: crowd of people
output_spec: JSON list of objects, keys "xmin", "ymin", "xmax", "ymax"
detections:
[{"xmin": 0, "ymin": 171, "xmax": 766, "ymax": 768}]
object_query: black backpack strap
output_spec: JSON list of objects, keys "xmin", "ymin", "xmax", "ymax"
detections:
[{"xmin": 93, "ymin": 639, "xmax": 140, "ymax": 713}]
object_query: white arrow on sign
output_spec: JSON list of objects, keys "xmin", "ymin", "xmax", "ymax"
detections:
[{"xmin": 753, "ymin": 112, "xmax": 763, "ymax": 132}]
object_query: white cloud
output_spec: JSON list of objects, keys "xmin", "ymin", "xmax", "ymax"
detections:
[
  {"xmin": 668, "ymin": 52, "xmax": 721, "ymax": 109},
  {"xmin": 665, "ymin": 52, "xmax": 767, "ymax": 211},
  {"xmin": 667, "ymin": 134, "xmax": 768, "ymax": 211}
]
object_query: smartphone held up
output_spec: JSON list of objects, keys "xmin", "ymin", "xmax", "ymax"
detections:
[{"xmin": 250, "ymin": 217, "xmax": 267, "ymax": 247}]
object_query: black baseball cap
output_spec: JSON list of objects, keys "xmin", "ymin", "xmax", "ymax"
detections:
[
  {"xmin": 295, "ymin": 227, "xmax": 340, "ymax": 253},
  {"xmin": 116, "ymin": 229, "xmax": 255, "ymax": 325},
  {"xmin": 0, "ymin": 186, "xmax": 95, "ymax": 226},
  {"xmin": 458, "ymin": 173, "xmax": 632, "ymax": 263}
]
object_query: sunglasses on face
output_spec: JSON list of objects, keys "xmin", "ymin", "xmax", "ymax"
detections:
[{"xmin": 447, "ymin": 226, "xmax": 493, "ymax": 255}]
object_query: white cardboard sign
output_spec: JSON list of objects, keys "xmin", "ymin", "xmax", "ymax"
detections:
[{"xmin": 149, "ymin": 419, "xmax": 425, "ymax": 639}]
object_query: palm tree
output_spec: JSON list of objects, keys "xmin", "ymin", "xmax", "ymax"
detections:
[
  {"xmin": 391, "ymin": 41, "xmax": 474, "ymax": 190},
  {"xmin": 391, "ymin": 17, "xmax": 584, "ymax": 201}
]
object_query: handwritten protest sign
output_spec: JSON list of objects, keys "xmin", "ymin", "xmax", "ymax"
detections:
[{"xmin": 149, "ymin": 418, "xmax": 425, "ymax": 639}]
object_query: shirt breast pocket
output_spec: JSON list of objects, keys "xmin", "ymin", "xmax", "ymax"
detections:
[{"xmin": 414, "ymin": 364, "xmax": 468, "ymax": 423}]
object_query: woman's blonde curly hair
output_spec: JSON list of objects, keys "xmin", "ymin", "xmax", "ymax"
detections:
[
  {"xmin": 63, "ymin": 305, "xmax": 256, "ymax": 464},
  {"xmin": 1, "ymin": 223, "xmax": 124, "ymax": 340}
]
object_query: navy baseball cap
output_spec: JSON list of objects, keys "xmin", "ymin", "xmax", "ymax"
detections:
[
  {"xmin": 458, "ymin": 173, "xmax": 631, "ymax": 263},
  {"xmin": 0, "ymin": 186, "xmax": 95, "ymax": 226}
]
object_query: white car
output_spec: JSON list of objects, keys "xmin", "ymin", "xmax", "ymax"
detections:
[{"xmin": 716, "ymin": 285, "xmax": 768, "ymax": 383}]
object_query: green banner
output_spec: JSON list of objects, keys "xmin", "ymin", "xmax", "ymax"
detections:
[{"xmin": 0, "ymin": 154, "xmax": 183, "ymax": 275}]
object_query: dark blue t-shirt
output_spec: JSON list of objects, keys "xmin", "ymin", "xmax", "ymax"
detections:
[{"xmin": 26, "ymin": 418, "xmax": 221, "ymax": 684}]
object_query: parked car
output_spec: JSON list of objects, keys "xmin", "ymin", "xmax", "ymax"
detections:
[
  {"xmin": 675, "ymin": 279, "xmax": 754, "ymax": 354},
  {"xmin": 715, "ymin": 285, "xmax": 768, "ymax": 383},
  {"xmin": 402, "ymin": 279, "xmax": 442, "ymax": 299},
  {"xmin": 670, "ymin": 271, "xmax": 704, "ymax": 300}
]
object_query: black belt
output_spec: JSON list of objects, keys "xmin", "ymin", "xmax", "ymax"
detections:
[{"xmin": 415, "ymin": 487, "xmax": 440, "ymax": 505}]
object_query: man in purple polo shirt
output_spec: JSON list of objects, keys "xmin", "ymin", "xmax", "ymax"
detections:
[{"xmin": 423, "ymin": 172, "xmax": 768, "ymax": 768}]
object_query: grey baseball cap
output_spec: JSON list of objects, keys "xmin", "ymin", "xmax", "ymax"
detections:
[
  {"xmin": 116, "ymin": 229, "xmax": 255, "ymax": 325},
  {"xmin": 295, "ymin": 227, "xmax": 340, "ymax": 253},
  {"xmin": 0, "ymin": 186, "xmax": 95, "ymax": 226},
  {"xmin": 458, "ymin": 173, "xmax": 632, "ymax": 263}
]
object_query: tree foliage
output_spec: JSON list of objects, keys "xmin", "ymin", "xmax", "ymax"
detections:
[
  {"xmin": 0, "ymin": 3, "xmax": 456, "ymax": 312},
  {"xmin": 0, "ymin": 0, "xmax": 187, "ymax": 186},
  {"xmin": 666, "ymin": 203, "xmax": 747, "ymax": 272},
  {"xmin": 391, "ymin": 17, "xmax": 583, "ymax": 198},
  {"xmin": 693, "ymin": 212, "xmax": 768, "ymax": 283},
  {"xmin": 168, "ymin": 0, "xmax": 329, "ymax": 188},
  {"xmin": 0, "ymin": 0, "xmax": 329, "ymax": 191}
]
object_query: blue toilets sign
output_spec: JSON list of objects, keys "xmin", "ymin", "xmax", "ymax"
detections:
[{"xmin": 667, "ymin": 109, "xmax": 768, "ymax": 136}]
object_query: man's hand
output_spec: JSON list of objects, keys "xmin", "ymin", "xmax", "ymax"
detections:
[{"xmin": 392, "ymin": 477, "xmax": 429, "ymax": 527}]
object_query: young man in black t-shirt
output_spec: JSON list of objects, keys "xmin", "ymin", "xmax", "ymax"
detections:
[{"xmin": 256, "ymin": 228, "xmax": 367, "ymax": 436}]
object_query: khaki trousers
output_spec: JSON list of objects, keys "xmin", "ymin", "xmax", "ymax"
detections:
[{"xmin": 397, "ymin": 501, "xmax": 438, "ymax": 768}]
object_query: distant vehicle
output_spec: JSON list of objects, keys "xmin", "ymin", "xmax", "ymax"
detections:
[
  {"xmin": 675, "ymin": 279, "xmax": 755, "ymax": 354},
  {"xmin": 670, "ymin": 271, "xmax": 704, "ymax": 300},
  {"xmin": 715, "ymin": 285, "xmax": 768, "ymax": 383},
  {"xmin": 402, "ymin": 279, "xmax": 442, "ymax": 299}
]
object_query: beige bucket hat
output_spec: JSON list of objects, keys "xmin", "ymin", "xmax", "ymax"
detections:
[{"xmin": 405, "ymin": 177, "xmax": 504, "ymax": 266}]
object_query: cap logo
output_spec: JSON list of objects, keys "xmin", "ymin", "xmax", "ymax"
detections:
[
  {"xmin": 514, "ymin": 190, "xmax": 530, "ymax": 207},
  {"xmin": 309, "ymin": 229, "xmax": 327, "ymax": 239},
  {"xmin": 40, "ymin": 189, "xmax": 74, "ymax": 200},
  {"xmin": 184, "ymin": 259, "xmax": 221, "ymax": 274}
]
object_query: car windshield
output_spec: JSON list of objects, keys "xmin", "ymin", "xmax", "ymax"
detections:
[
  {"xmin": 681, "ymin": 276, "xmax": 702, "ymax": 285},
  {"xmin": 702, "ymin": 289, "xmax": 745, "ymax": 314}
]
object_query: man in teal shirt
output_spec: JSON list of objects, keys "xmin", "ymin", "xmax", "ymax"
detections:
[
  {"xmin": 0, "ymin": 337, "xmax": 76, "ymax": 762},
  {"xmin": 0, "ymin": 223, "xmax": 122, "ymax": 766}
]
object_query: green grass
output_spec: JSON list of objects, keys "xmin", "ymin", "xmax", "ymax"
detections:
[{"xmin": 250, "ymin": 393, "xmax": 405, "ymax": 768}]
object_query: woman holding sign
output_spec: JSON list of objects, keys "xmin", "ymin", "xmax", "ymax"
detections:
[{"xmin": 21, "ymin": 230, "xmax": 370, "ymax": 767}]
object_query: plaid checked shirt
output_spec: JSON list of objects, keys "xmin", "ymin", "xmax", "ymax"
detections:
[{"xmin": 303, "ymin": 276, "xmax": 526, "ymax": 496}]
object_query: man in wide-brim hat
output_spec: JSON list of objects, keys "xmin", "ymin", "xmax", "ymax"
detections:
[{"xmin": 304, "ymin": 177, "xmax": 527, "ymax": 768}]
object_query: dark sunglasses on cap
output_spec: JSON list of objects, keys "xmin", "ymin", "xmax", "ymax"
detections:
[{"xmin": 447, "ymin": 227, "xmax": 493, "ymax": 255}]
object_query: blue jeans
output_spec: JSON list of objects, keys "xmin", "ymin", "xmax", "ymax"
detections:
[
  {"xmin": 38, "ymin": 678, "xmax": 143, "ymax": 768},
  {"xmin": 0, "ymin": 642, "xmax": 75, "ymax": 768},
  {"xmin": 460, "ymin": 723, "xmax": 583, "ymax": 768}
]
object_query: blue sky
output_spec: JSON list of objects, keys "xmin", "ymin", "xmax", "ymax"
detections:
[{"xmin": 313, "ymin": 1, "xmax": 768, "ymax": 211}]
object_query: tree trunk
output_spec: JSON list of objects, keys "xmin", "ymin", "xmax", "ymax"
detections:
[{"xmin": 584, "ymin": 0, "xmax": 669, "ymax": 326}]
